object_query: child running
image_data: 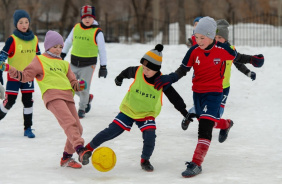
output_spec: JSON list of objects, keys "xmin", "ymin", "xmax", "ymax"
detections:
[
  {"xmin": 0, "ymin": 10, "xmax": 41, "ymax": 138},
  {"xmin": 0, "ymin": 30, "xmax": 92, "ymax": 169},
  {"xmin": 61, "ymin": 5, "xmax": 107, "ymax": 119},
  {"xmin": 182, "ymin": 19, "xmax": 262, "ymax": 144},
  {"xmin": 85, "ymin": 44, "xmax": 189, "ymax": 172},
  {"xmin": 153, "ymin": 17, "xmax": 264, "ymax": 177}
]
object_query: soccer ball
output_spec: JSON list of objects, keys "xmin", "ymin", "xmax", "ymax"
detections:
[{"xmin": 91, "ymin": 147, "xmax": 116, "ymax": 172}]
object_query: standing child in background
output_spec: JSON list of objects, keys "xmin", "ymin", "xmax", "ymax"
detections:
[
  {"xmin": 85, "ymin": 44, "xmax": 189, "ymax": 172},
  {"xmin": 182, "ymin": 19, "xmax": 260, "ymax": 144},
  {"xmin": 61, "ymin": 5, "xmax": 108, "ymax": 119},
  {"xmin": 0, "ymin": 10, "xmax": 41, "ymax": 138},
  {"xmin": 154, "ymin": 17, "xmax": 264, "ymax": 177},
  {"xmin": 187, "ymin": 16, "xmax": 202, "ymax": 48},
  {"xmin": 0, "ymin": 30, "xmax": 92, "ymax": 169}
]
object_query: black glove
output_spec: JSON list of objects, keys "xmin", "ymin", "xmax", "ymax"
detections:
[
  {"xmin": 115, "ymin": 76, "xmax": 123, "ymax": 86},
  {"xmin": 247, "ymin": 71, "xmax": 256, "ymax": 81},
  {"xmin": 60, "ymin": 52, "xmax": 66, "ymax": 60},
  {"xmin": 251, "ymin": 54, "xmax": 264, "ymax": 68},
  {"xmin": 99, "ymin": 65, "xmax": 107, "ymax": 78},
  {"xmin": 181, "ymin": 112, "xmax": 196, "ymax": 130}
]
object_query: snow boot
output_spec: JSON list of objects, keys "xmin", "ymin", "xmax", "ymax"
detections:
[
  {"xmin": 60, "ymin": 158, "xmax": 82, "ymax": 168},
  {"xmin": 76, "ymin": 146, "xmax": 92, "ymax": 165},
  {"xmin": 218, "ymin": 119, "xmax": 234, "ymax": 143},
  {"xmin": 181, "ymin": 162, "xmax": 202, "ymax": 178},
  {"xmin": 141, "ymin": 159, "xmax": 154, "ymax": 172},
  {"xmin": 78, "ymin": 110, "xmax": 85, "ymax": 119},
  {"xmin": 85, "ymin": 94, "xmax": 94, "ymax": 113},
  {"xmin": 24, "ymin": 127, "xmax": 35, "ymax": 138}
]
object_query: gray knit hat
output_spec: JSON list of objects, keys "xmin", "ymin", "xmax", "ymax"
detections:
[
  {"xmin": 216, "ymin": 19, "xmax": 229, "ymax": 41},
  {"xmin": 194, "ymin": 16, "xmax": 217, "ymax": 39},
  {"xmin": 140, "ymin": 44, "xmax": 163, "ymax": 71}
]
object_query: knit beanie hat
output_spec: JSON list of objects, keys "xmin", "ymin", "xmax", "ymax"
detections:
[
  {"xmin": 13, "ymin": 10, "xmax": 31, "ymax": 28},
  {"xmin": 81, "ymin": 5, "xmax": 96, "ymax": 19},
  {"xmin": 44, "ymin": 30, "xmax": 64, "ymax": 52},
  {"xmin": 140, "ymin": 44, "xmax": 163, "ymax": 71},
  {"xmin": 216, "ymin": 19, "xmax": 229, "ymax": 41},
  {"xmin": 194, "ymin": 16, "xmax": 217, "ymax": 39},
  {"xmin": 193, "ymin": 17, "xmax": 202, "ymax": 25}
]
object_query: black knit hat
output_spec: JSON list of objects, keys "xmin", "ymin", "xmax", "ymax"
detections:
[{"xmin": 140, "ymin": 44, "xmax": 163, "ymax": 71}]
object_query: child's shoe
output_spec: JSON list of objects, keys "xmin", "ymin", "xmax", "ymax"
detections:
[
  {"xmin": 141, "ymin": 159, "xmax": 154, "ymax": 172},
  {"xmin": 24, "ymin": 128, "xmax": 35, "ymax": 138},
  {"xmin": 181, "ymin": 162, "xmax": 202, "ymax": 178},
  {"xmin": 76, "ymin": 146, "xmax": 92, "ymax": 165},
  {"xmin": 78, "ymin": 110, "xmax": 85, "ymax": 119},
  {"xmin": 85, "ymin": 143, "xmax": 94, "ymax": 152},
  {"xmin": 85, "ymin": 94, "xmax": 94, "ymax": 113},
  {"xmin": 218, "ymin": 119, "xmax": 234, "ymax": 143},
  {"xmin": 60, "ymin": 158, "xmax": 82, "ymax": 169}
]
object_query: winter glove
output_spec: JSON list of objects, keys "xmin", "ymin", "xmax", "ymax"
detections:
[
  {"xmin": 98, "ymin": 65, "xmax": 107, "ymax": 78},
  {"xmin": 181, "ymin": 112, "xmax": 197, "ymax": 130},
  {"xmin": 78, "ymin": 79, "xmax": 87, "ymax": 90},
  {"xmin": 251, "ymin": 54, "xmax": 264, "ymax": 68},
  {"xmin": 0, "ymin": 84, "xmax": 5, "ymax": 99},
  {"xmin": 0, "ymin": 51, "xmax": 8, "ymax": 63},
  {"xmin": 247, "ymin": 71, "xmax": 256, "ymax": 81},
  {"xmin": 154, "ymin": 72, "xmax": 179, "ymax": 91},
  {"xmin": 0, "ymin": 63, "xmax": 9, "ymax": 71},
  {"xmin": 60, "ymin": 52, "xmax": 66, "ymax": 60},
  {"xmin": 115, "ymin": 76, "xmax": 123, "ymax": 86}
]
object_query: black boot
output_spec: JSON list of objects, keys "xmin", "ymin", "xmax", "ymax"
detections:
[{"xmin": 141, "ymin": 159, "xmax": 154, "ymax": 172}]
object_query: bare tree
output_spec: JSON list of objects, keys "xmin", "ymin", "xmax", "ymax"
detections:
[
  {"xmin": 1, "ymin": 0, "xmax": 17, "ymax": 41},
  {"xmin": 162, "ymin": 0, "xmax": 170, "ymax": 45},
  {"xmin": 131, "ymin": 0, "xmax": 151, "ymax": 43},
  {"xmin": 178, "ymin": 0, "xmax": 186, "ymax": 44}
]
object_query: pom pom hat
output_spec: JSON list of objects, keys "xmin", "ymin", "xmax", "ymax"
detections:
[
  {"xmin": 194, "ymin": 16, "xmax": 217, "ymax": 40},
  {"xmin": 81, "ymin": 5, "xmax": 96, "ymax": 19},
  {"xmin": 216, "ymin": 19, "xmax": 229, "ymax": 41},
  {"xmin": 141, "ymin": 44, "xmax": 163, "ymax": 71},
  {"xmin": 44, "ymin": 30, "xmax": 64, "ymax": 52},
  {"xmin": 13, "ymin": 10, "xmax": 31, "ymax": 28}
]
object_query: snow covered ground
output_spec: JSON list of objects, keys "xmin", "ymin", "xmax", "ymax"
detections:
[{"xmin": 0, "ymin": 43, "xmax": 281, "ymax": 184}]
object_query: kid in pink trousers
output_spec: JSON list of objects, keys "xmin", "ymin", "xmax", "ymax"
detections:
[{"xmin": 0, "ymin": 30, "xmax": 92, "ymax": 169}]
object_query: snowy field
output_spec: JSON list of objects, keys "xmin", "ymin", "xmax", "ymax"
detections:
[{"xmin": 0, "ymin": 42, "xmax": 281, "ymax": 184}]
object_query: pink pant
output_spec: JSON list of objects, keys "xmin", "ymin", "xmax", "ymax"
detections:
[{"xmin": 47, "ymin": 99, "xmax": 84, "ymax": 154}]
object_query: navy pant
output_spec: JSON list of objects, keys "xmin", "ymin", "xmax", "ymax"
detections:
[{"xmin": 89, "ymin": 112, "xmax": 156, "ymax": 160}]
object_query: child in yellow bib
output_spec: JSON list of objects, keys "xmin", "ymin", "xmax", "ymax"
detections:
[
  {"xmin": 85, "ymin": 44, "xmax": 190, "ymax": 172},
  {"xmin": 0, "ymin": 10, "xmax": 41, "ymax": 138},
  {"xmin": 61, "ymin": 5, "xmax": 108, "ymax": 119},
  {"xmin": 0, "ymin": 30, "xmax": 92, "ymax": 169}
]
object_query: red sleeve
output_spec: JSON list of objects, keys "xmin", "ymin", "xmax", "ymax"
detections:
[{"xmin": 191, "ymin": 35, "xmax": 197, "ymax": 46}]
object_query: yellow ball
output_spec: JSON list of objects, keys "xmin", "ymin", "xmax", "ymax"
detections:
[{"xmin": 91, "ymin": 147, "xmax": 116, "ymax": 172}]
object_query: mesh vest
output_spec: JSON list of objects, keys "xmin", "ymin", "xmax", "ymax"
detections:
[
  {"xmin": 36, "ymin": 55, "xmax": 74, "ymax": 98},
  {"xmin": 119, "ymin": 66, "xmax": 163, "ymax": 119},
  {"xmin": 71, "ymin": 23, "xmax": 99, "ymax": 58},
  {"xmin": 222, "ymin": 45, "xmax": 235, "ymax": 89},
  {"xmin": 8, "ymin": 34, "xmax": 38, "ymax": 70}
]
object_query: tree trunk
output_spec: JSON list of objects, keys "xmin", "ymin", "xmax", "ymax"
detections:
[{"xmin": 178, "ymin": 0, "xmax": 186, "ymax": 44}]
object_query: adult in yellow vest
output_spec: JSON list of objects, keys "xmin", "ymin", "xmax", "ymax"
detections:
[
  {"xmin": 61, "ymin": 5, "xmax": 108, "ymax": 119},
  {"xmin": 0, "ymin": 30, "xmax": 92, "ymax": 169},
  {"xmin": 85, "ymin": 44, "xmax": 190, "ymax": 172},
  {"xmin": 0, "ymin": 10, "xmax": 41, "ymax": 138}
]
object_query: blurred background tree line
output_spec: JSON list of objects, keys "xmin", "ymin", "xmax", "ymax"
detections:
[{"xmin": 0, "ymin": 0, "xmax": 281, "ymax": 45}]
